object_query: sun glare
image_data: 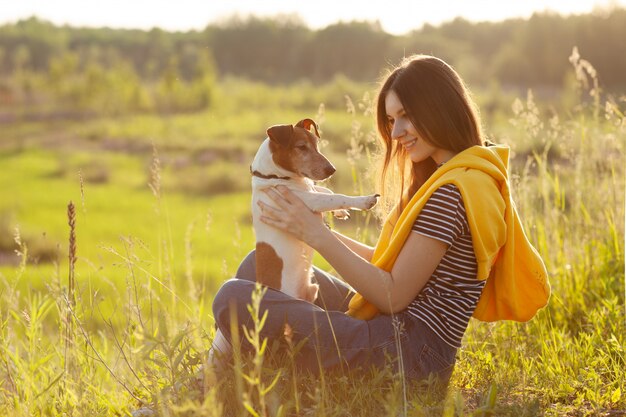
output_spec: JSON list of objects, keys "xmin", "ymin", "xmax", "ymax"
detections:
[{"xmin": 0, "ymin": 0, "xmax": 623, "ymax": 34}]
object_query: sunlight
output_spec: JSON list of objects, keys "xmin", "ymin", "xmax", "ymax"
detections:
[{"xmin": 0, "ymin": 0, "xmax": 623, "ymax": 34}]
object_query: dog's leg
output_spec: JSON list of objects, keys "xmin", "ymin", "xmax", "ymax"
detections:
[
  {"xmin": 291, "ymin": 190, "xmax": 379, "ymax": 213},
  {"xmin": 310, "ymin": 186, "xmax": 351, "ymax": 219}
]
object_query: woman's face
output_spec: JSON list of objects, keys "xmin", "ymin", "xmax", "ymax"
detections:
[{"xmin": 385, "ymin": 90, "xmax": 455, "ymax": 165}]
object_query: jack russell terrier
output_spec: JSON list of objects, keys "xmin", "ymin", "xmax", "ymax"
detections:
[
  {"xmin": 251, "ymin": 118, "xmax": 379, "ymax": 300},
  {"xmin": 210, "ymin": 118, "xmax": 378, "ymax": 362}
]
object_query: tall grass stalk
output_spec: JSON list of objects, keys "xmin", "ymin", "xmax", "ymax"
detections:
[
  {"xmin": 240, "ymin": 284, "xmax": 282, "ymax": 417},
  {"xmin": 64, "ymin": 201, "xmax": 76, "ymax": 377},
  {"xmin": 149, "ymin": 141, "xmax": 177, "ymax": 312}
]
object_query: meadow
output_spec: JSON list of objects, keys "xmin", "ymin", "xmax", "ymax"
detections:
[{"xmin": 0, "ymin": 61, "xmax": 624, "ymax": 416}]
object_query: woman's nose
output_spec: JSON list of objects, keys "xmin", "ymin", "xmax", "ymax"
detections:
[{"xmin": 391, "ymin": 120, "xmax": 405, "ymax": 140}]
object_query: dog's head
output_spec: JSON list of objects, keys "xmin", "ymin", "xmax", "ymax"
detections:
[{"xmin": 266, "ymin": 118, "xmax": 336, "ymax": 181}]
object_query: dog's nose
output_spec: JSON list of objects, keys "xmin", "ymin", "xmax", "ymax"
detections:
[{"xmin": 324, "ymin": 165, "xmax": 336, "ymax": 177}]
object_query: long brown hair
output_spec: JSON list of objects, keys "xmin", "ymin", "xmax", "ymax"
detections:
[{"xmin": 375, "ymin": 55, "xmax": 484, "ymax": 220}]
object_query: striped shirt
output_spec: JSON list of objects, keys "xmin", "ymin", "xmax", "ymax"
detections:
[{"xmin": 406, "ymin": 183, "xmax": 484, "ymax": 348}]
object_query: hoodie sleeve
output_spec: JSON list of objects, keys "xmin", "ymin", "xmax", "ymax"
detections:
[{"xmin": 453, "ymin": 170, "xmax": 507, "ymax": 281}]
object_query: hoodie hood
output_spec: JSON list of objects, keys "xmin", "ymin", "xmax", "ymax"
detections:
[{"xmin": 440, "ymin": 144, "xmax": 510, "ymax": 184}]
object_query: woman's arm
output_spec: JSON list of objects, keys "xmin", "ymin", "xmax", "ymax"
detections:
[
  {"xmin": 330, "ymin": 230, "xmax": 374, "ymax": 262},
  {"xmin": 259, "ymin": 186, "xmax": 447, "ymax": 313},
  {"xmin": 314, "ymin": 225, "xmax": 446, "ymax": 313}
]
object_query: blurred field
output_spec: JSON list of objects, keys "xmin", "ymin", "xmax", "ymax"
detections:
[{"xmin": 0, "ymin": 60, "xmax": 625, "ymax": 416}]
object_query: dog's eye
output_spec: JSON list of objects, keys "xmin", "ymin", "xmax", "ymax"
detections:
[{"xmin": 296, "ymin": 144, "xmax": 308, "ymax": 151}]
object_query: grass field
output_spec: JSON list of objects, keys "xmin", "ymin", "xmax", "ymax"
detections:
[{"xmin": 0, "ymin": 71, "xmax": 624, "ymax": 416}]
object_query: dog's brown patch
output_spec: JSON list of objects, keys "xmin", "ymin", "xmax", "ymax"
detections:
[
  {"xmin": 268, "ymin": 135, "xmax": 297, "ymax": 173},
  {"xmin": 256, "ymin": 242, "xmax": 283, "ymax": 290}
]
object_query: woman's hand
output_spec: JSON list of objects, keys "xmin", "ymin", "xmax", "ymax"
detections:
[{"xmin": 258, "ymin": 185, "xmax": 331, "ymax": 249}]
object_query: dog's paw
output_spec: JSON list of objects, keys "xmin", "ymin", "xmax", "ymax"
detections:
[
  {"xmin": 354, "ymin": 194, "xmax": 379, "ymax": 210},
  {"xmin": 332, "ymin": 209, "xmax": 351, "ymax": 220},
  {"xmin": 306, "ymin": 283, "xmax": 320, "ymax": 303},
  {"xmin": 366, "ymin": 194, "xmax": 380, "ymax": 209}
]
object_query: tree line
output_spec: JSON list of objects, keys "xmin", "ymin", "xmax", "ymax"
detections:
[{"xmin": 0, "ymin": 9, "xmax": 624, "ymax": 114}]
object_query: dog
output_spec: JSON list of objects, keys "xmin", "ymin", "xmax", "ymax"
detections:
[
  {"xmin": 210, "ymin": 118, "xmax": 378, "ymax": 364},
  {"xmin": 250, "ymin": 118, "xmax": 379, "ymax": 300}
]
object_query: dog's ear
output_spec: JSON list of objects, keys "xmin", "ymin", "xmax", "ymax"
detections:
[
  {"xmin": 267, "ymin": 124, "xmax": 294, "ymax": 147},
  {"xmin": 296, "ymin": 118, "xmax": 320, "ymax": 138}
]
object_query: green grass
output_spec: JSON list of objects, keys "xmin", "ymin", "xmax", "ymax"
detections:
[
  {"xmin": 0, "ymin": 73, "xmax": 624, "ymax": 416},
  {"xmin": 0, "ymin": 147, "xmax": 255, "ymax": 321}
]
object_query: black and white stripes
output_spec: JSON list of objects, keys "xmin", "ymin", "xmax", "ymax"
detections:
[{"xmin": 407, "ymin": 183, "xmax": 484, "ymax": 348}]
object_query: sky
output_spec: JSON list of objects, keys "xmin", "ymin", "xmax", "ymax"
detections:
[{"xmin": 0, "ymin": 0, "xmax": 624, "ymax": 35}]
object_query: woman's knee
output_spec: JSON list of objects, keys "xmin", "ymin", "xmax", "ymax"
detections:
[
  {"xmin": 235, "ymin": 250, "xmax": 256, "ymax": 281},
  {"xmin": 212, "ymin": 279, "xmax": 255, "ymax": 330},
  {"xmin": 311, "ymin": 267, "xmax": 353, "ymax": 311}
]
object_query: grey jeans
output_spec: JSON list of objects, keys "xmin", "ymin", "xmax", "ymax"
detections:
[{"xmin": 212, "ymin": 250, "xmax": 457, "ymax": 382}]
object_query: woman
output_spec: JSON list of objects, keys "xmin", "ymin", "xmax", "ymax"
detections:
[{"xmin": 211, "ymin": 55, "xmax": 548, "ymax": 383}]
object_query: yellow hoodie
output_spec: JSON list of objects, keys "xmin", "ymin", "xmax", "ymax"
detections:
[{"xmin": 346, "ymin": 144, "xmax": 550, "ymax": 322}]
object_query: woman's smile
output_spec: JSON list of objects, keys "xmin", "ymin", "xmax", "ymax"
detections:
[{"xmin": 400, "ymin": 138, "xmax": 418, "ymax": 150}]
